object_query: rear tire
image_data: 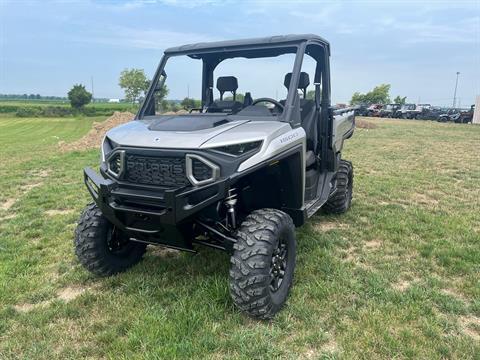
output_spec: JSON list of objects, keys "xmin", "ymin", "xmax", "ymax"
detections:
[
  {"xmin": 229, "ymin": 209, "xmax": 296, "ymax": 319},
  {"xmin": 74, "ymin": 203, "xmax": 147, "ymax": 276},
  {"xmin": 323, "ymin": 160, "xmax": 353, "ymax": 214}
]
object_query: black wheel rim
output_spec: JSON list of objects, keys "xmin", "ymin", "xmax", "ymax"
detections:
[
  {"xmin": 107, "ymin": 226, "xmax": 131, "ymax": 255},
  {"xmin": 270, "ymin": 236, "xmax": 288, "ymax": 292}
]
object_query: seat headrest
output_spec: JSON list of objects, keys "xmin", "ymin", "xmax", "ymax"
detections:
[
  {"xmin": 284, "ymin": 72, "xmax": 310, "ymax": 90},
  {"xmin": 217, "ymin": 76, "xmax": 238, "ymax": 92}
]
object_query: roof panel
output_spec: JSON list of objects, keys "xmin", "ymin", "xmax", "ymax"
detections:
[{"xmin": 164, "ymin": 34, "xmax": 329, "ymax": 55}]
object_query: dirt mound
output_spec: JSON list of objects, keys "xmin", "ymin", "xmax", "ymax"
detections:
[
  {"xmin": 356, "ymin": 119, "xmax": 377, "ymax": 129},
  {"xmin": 162, "ymin": 109, "xmax": 189, "ymax": 115},
  {"xmin": 59, "ymin": 112, "xmax": 135, "ymax": 151}
]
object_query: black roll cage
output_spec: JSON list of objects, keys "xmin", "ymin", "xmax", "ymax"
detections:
[{"xmin": 137, "ymin": 37, "xmax": 332, "ymax": 129}]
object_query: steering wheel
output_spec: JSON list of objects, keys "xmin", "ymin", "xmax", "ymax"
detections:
[{"xmin": 251, "ymin": 98, "xmax": 284, "ymax": 113}]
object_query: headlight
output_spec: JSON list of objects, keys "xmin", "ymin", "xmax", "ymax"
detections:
[{"xmin": 210, "ymin": 141, "xmax": 262, "ymax": 157}]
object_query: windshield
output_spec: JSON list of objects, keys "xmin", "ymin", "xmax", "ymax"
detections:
[{"xmin": 142, "ymin": 48, "xmax": 300, "ymax": 119}]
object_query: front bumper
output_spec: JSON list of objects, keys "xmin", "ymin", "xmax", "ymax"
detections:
[{"xmin": 84, "ymin": 167, "xmax": 229, "ymax": 246}]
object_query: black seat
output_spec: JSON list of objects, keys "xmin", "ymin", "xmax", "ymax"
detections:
[
  {"xmin": 208, "ymin": 76, "xmax": 243, "ymax": 113},
  {"xmin": 283, "ymin": 72, "xmax": 318, "ymax": 167}
]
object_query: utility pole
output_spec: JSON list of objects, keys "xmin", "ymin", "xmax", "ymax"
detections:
[
  {"xmin": 453, "ymin": 71, "xmax": 460, "ymax": 108},
  {"xmin": 91, "ymin": 76, "xmax": 94, "ymax": 102}
]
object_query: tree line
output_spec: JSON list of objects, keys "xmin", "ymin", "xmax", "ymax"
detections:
[
  {"xmin": 350, "ymin": 84, "xmax": 407, "ymax": 105},
  {"xmin": 0, "ymin": 94, "xmax": 67, "ymax": 100},
  {"xmin": 4, "ymin": 68, "xmax": 409, "ymax": 112}
]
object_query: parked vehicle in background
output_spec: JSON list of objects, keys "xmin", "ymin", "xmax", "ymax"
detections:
[
  {"xmin": 379, "ymin": 104, "xmax": 401, "ymax": 118},
  {"xmin": 454, "ymin": 105, "xmax": 475, "ymax": 123},
  {"xmin": 438, "ymin": 108, "xmax": 458, "ymax": 122},
  {"xmin": 366, "ymin": 104, "xmax": 383, "ymax": 117},
  {"xmin": 418, "ymin": 106, "xmax": 445, "ymax": 121},
  {"xmin": 438, "ymin": 105, "xmax": 475, "ymax": 123},
  {"xmin": 398, "ymin": 103, "xmax": 423, "ymax": 119},
  {"xmin": 412, "ymin": 104, "xmax": 444, "ymax": 120},
  {"xmin": 417, "ymin": 104, "xmax": 432, "ymax": 111},
  {"xmin": 353, "ymin": 104, "xmax": 369, "ymax": 117}
]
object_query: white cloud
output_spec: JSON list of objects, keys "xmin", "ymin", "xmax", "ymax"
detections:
[
  {"xmin": 288, "ymin": 4, "xmax": 362, "ymax": 36},
  {"xmin": 94, "ymin": 0, "xmax": 229, "ymax": 10},
  {"xmin": 74, "ymin": 26, "xmax": 219, "ymax": 50},
  {"xmin": 157, "ymin": 0, "xmax": 229, "ymax": 7},
  {"xmin": 377, "ymin": 16, "xmax": 480, "ymax": 44},
  {"xmin": 288, "ymin": 2, "xmax": 479, "ymax": 45}
]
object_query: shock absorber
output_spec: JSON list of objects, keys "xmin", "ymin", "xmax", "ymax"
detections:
[{"xmin": 224, "ymin": 188, "xmax": 238, "ymax": 229}]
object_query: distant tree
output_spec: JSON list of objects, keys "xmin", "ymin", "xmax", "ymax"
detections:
[
  {"xmin": 181, "ymin": 97, "xmax": 196, "ymax": 109},
  {"xmin": 350, "ymin": 92, "xmax": 364, "ymax": 104},
  {"xmin": 160, "ymin": 99, "xmax": 170, "ymax": 111},
  {"xmin": 394, "ymin": 95, "xmax": 407, "ymax": 105},
  {"xmin": 223, "ymin": 93, "xmax": 245, "ymax": 102},
  {"xmin": 119, "ymin": 68, "xmax": 150, "ymax": 103},
  {"xmin": 152, "ymin": 81, "xmax": 169, "ymax": 106},
  {"xmin": 169, "ymin": 101, "xmax": 181, "ymax": 112},
  {"xmin": 68, "ymin": 84, "xmax": 92, "ymax": 109},
  {"xmin": 350, "ymin": 84, "xmax": 391, "ymax": 105}
]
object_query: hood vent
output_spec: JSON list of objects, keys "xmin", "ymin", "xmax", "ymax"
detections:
[
  {"xmin": 148, "ymin": 115, "xmax": 231, "ymax": 132},
  {"xmin": 213, "ymin": 119, "xmax": 229, "ymax": 127}
]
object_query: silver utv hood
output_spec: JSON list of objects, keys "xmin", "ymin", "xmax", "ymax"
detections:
[
  {"xmin": 105, "ymin": 117, "xmax": 305, "ymax": 172},
  {"xmin": 105, "ymin": 118, "xmax": 250, "ymax": 149}
]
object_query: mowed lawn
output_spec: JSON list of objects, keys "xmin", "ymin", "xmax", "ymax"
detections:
[{"xmin": 0, "ymin": 116, "xmax": 479, "ymax": 359}]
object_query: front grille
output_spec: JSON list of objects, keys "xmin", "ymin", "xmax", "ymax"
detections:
[{"xmin": 124, "ymin": 154, "xmax": 189, "ymax": 187}]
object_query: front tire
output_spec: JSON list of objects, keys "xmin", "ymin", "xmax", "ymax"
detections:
[
  {"xmin": 74, "ymin": 203, "xmax": 147, "ymax": 276},
  {"xmin": 323, "ymin": 159, "xmax": 353, "ymax": 214},
  {"xmin": 229, "ymin": 209, "xmax": 296, "ymax": 319}
]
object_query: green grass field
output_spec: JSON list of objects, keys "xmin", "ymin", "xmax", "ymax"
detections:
[
  {"xmin": 0, "ymin": 116, "xmax": 479, "ymax": 359},
  {"xmin": 0, "ymin": 99, "xmax": 137, "ymax": 118}
]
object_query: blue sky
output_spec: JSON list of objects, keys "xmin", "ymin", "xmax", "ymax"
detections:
[{"xmin": 1, "ymin": 0, "xmax": 479, "ymax": 106}]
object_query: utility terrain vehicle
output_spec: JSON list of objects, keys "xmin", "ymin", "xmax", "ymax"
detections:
[
  {"xmin": 353, "ymin": 103, "xmax": 369, "ymax": 117},
  {"xmin": 455, "ymin": 105, "xmax": 474, "ymax": 123},
  {"xmin": 366, "ymin": 104, "xmax": 383, "ymax": 117},
  {"xmin": 397, "ymin": 103, "xmax": 431, "ymax": 119},
  {"xmin": 379, "ymin": 104, "xmax": 401, "ymax": 118},
  {"xmin": 75, "ymin": 34, "xmax": 355, "ymax": 319},
  {"xmin": 438, "ymin": 105, "xmax": 474, "ymax": 123}
]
